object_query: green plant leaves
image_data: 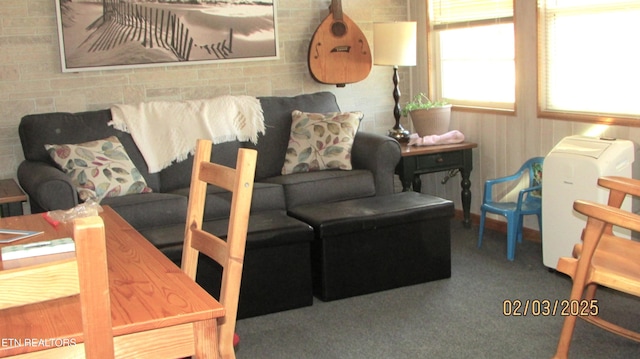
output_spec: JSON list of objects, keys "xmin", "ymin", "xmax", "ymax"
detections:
[{"xmin": 401, "ymin": 92, "xmax": 449, "ymax": 117}]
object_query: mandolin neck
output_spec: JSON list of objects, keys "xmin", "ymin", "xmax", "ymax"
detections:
[{"xmin": 331, "ymin": 0, "xmax": 343, "ymax": 21}]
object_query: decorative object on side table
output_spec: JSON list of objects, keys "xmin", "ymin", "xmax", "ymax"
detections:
[
  {"xmin": 401, "ymin": 93, "xmax": 452, "ymax": 137},
  {"xmin": 373, "ymin": 21, "xmax": 417, "ymax": 142}
]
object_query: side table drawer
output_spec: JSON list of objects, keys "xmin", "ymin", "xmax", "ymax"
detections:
[{"xmin": 416, "ymin": 151, "xmax": 463, "ymax": 170}]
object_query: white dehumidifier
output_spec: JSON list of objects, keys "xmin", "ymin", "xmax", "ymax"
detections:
[{"xmin": 542, "ymin": 135, "xmax": 639, "ymax": 269}]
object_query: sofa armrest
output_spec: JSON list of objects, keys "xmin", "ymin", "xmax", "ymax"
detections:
[
  {"xmin": 351, "ymin": 132, "xmax": 401, "ymax": 196},
  {"xmin": 17, "ymin": 160, "xmax": 78, "ymax": 213}
]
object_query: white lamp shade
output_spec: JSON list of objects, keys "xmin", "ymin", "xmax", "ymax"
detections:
[{"xmin": 373, "ymin": 22, "xmax": 417, "ymax": 66}]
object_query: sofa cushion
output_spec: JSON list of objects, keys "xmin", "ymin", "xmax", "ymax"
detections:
[
  {"xmin": 169, "ymin": 182, "xmax": 286, "ymax": 221},
  {"xmin": 282, "ymin": 111, "xmax": 362, "ymax": 175},
  {"xmin": 45, "ymin": 136, "xmax": 153, "ymax": 202},
  {"xmin": 101, "ymin": 192, "xmax": 187, "ymax": 231},
  {"xmin": 19, "ymin": 110, "xmax": 161, "ymax": 192},
  {"xmin": 248, "ymin": 92, "xmax": 341, "ymax": 180},
  {"xmin": 264, "ymin": 169, "xmax": 376, "ymax": 208}
]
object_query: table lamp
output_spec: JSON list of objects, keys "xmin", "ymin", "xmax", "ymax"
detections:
[{"xmin": 373, "ymin": 21, "xmax": 417, "ymax": 142}]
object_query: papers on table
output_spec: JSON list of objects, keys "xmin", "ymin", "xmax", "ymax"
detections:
[{"xmin": 0, "ymin": 229, "xmax": 43, "ymax": 244}]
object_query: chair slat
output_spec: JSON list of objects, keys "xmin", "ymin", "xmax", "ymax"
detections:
[
  {"xmin": 199, "ymin": 161, "xmax": 237, "ymax": 192},
  {"xmin": 0, "ymin": 259, "xmax": 79, "ymax": 309},
  {"xmin": 191, "ymin": 228, "xmax": 229, "ymax": 268}
]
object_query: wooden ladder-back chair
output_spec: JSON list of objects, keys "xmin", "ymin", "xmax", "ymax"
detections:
[
  {"xmin": 182, "ymin": 139, "xmax": 257, "ymax": 359},
  {"xmin": 553, "ymin": 176, "xmax": 640, "ymax": 359},
  {"xmin": 0, "ymin": 216, "xmax": 114, "ymax": 358}
]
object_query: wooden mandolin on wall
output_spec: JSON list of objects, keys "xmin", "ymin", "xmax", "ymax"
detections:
[{"xmin": 308, "ymin": 0, "xmax": 372, "ymax": 87}]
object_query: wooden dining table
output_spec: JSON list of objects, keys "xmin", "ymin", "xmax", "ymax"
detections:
[{"xmin": 0, "ymin": 206, "xmax": 225, "ymax": 358}]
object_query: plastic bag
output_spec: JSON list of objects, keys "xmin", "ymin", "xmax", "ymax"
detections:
[{"xmin": 45, "ymin": 199, "xmax": 104, "ymax": 225}]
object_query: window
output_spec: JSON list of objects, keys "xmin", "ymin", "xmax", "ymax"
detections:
[
  {"xmin": 428, "ymin": 0, "xmax": 515, "ymax": 111},
  {"xmin": 538, "ymin": 0, "xmax": 640, "ymax": 123}
]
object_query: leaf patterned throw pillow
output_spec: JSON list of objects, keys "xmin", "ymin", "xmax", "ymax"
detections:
[
  {"xmin": 45, "ymin": 136, "xmax": 152, "ymax": 203},
  {"xmin": 282, "ymin": 110, "xmax": 363, "ymax": 175}
]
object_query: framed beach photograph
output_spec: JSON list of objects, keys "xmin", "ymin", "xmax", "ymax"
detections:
[{"xmin": 55, "ymin": 0, "xmax": 278, "ymax": 72}]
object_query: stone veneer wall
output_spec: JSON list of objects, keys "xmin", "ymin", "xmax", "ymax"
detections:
[{"xmin": 0, "ymin": 0, "xmax": 411, "ymax": 180}]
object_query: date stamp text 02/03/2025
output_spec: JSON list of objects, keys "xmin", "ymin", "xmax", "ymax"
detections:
[{"xmin": 502, "ymin": 299, "xmax": 599, "ymax": 317}]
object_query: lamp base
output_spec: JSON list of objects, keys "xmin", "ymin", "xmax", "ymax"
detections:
[{"xmin": 388, "ymin": 127, "xmax": 410, "ymax": 142}]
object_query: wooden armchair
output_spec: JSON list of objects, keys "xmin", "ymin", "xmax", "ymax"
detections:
[
  {"xmin": 182, "ymin": 139, "xmax": 257, "ymax": 359},
  {"xmin": 553, "ymin": 176, "xmax": 640, "ymax": 359}
]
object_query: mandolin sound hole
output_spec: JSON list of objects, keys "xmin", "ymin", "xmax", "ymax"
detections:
[{"xmin": 331, "ymin": 21, "xmax": 347, "ymax": 37}]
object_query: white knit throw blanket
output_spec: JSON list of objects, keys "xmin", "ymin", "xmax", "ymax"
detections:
[{"xmin": 109, "ymin": 95, "xmax": 265, "ymax": 173}]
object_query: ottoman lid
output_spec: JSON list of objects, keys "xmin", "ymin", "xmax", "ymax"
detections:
[
  {"xmin": 288, "ymin": 192, "xmax": 454, "ymax": 237},
  {"xmin": 141, "ymin": 210, "xmax": 313, "ymax": 250},
  {"xmin": 202, "ymin": 210, "xmax": 314, "ymax": 249}
]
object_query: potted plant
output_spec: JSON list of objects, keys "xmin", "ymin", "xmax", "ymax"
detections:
[{"xmin": 401, "ymin": 93, "xmax": 452, "ymax": 137}]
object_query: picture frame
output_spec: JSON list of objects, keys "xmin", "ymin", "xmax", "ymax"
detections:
[{"xmin": 54, "ymin": 0, "xmax": 279, "ymax": 73}]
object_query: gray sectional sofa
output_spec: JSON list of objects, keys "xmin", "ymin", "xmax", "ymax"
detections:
[{"xmin": 17, "ymin": 91, "xmax": 402, "ymax": 318}]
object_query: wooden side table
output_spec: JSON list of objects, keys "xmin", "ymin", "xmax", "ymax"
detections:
[
  {"xmin": 395, "ymin": 142, "xmax": 478, "ymax": 228},
  {"xmin": 0, "ymin": 179, "xmax": 27, "ymax": 217}
]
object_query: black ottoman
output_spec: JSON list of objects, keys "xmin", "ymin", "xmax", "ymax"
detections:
[
  {"xmin": 288, "ymin": 192, "xmax": 454, "ymax": 301},
  {"xmin": 140, "ymin": 210, "xmax": 314, "ymax": 319}
]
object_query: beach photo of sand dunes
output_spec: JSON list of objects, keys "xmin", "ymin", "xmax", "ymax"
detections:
[{"xmin": 55, "ymin": 0, "xmax": 277, "ymax": 72}]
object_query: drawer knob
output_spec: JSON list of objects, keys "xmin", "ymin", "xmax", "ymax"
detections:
[{"xmin": 436, "ymin": 156, "xmax": 444, "ymax": 163}]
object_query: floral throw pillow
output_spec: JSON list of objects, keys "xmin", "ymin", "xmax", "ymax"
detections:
[
  {"xmin": 282, "ymin": 110, "xmax": 363, "ymax": 175},
  {"xmin": 45, "ymin": 136, "xmax": 152, "ymax": 202}
]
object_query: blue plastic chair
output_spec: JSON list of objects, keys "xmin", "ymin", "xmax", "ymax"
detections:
[{"xmin": 478, "ymin": 157, "xmax": 544, "ymax": 261}]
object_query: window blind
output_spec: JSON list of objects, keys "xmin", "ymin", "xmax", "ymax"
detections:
[
  {"xmin": 428, "ymin": 0, "xmax": 515, "ymax": 109},
  {"xmin": 430, "ymin": 0, "xmax": 513, "ymax": 30},
  {"xmin": 539, "ymin": 0, "xmax": 640, "ymax": 118}
]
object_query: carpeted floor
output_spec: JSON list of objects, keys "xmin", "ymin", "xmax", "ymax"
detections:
[{"xmin": 234, "ymin": 219, "xmax": 640, "ymax": 359}]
